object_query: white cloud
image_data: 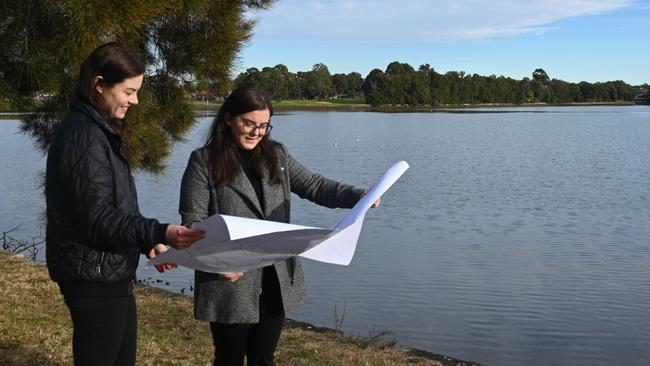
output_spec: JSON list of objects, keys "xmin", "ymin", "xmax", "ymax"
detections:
[{"xmin": 249, "ymin": 0, "xmax": 633, "ymax": 42}]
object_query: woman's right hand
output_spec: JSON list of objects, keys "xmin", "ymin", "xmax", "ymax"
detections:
[
  {"xmin": 166, "ymin": 224, "xmax": 205, "ymax": 250},
  {"xmin": 148, "ymin": 244, "xmax": 178, "ymax": 273},
  {"xmin": 219, "ymin": 272, "xmax": 245, "ymax": 282}
]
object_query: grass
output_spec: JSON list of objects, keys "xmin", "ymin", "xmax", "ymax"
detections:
[
  {"xmin": 0, "ymin": 251, "xmax": 481, "ymax": 366},
  {"xmin": 273, "ymin": 99, "xmax": 370, "ymax": 111},
  {"xmin": 189, "ymin": 99, "xmax": 372, "ymax": 112},
  {"xmin": 189, "ymin": 98, "xmax": 636, "ymax": 114}
]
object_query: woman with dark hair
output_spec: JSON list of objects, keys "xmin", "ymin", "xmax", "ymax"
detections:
[
  {"xmin": 179, "ymin": 85, "xmax": 379, "ymax": 366},
  {"xmin": 45, "ymin": 42, "xmax": 204, "ymax": 366}
]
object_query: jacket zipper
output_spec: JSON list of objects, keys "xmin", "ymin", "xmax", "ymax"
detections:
[{"xmin": 96, "ymin": 251, "xmax": 105, "ymax": 275}]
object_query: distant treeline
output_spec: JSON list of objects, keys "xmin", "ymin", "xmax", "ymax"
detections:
[{"xmin": 234, "ymin": 62, "xmax": 647, "ymax": 106}]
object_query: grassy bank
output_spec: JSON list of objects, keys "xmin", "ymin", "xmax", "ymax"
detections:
[
  {"xmin": 0, "ymin": 251, "xmax": 480, "ymax": 366},
  {"xmin": 191, "ymin": 99, "xmax": 372, "ymax": 112},
  {"xmin": 190, "ymin": 99, "xmax": 635, "ymax": 114},
  {"xmin": 273, "ymin": 99, "xmax": 372, "ymax": 111}
]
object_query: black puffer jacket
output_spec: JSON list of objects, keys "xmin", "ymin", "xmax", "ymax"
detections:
[{"xmin": 45, "ymin": 101, "xmax": 167, "ymax": 285}]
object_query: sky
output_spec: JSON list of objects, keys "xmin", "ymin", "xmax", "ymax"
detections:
[{"xmin": 239, "ymin": 0, "xmax": 650, "ymax": 85}]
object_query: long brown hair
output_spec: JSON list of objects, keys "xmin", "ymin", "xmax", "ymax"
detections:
[
  {"xmin": 205, "ymin": 86, "xmax": 281, "ymax": 186},
  {"xmin": 75, "ymin": 42, "xmax": 144, "ymax": 130}
]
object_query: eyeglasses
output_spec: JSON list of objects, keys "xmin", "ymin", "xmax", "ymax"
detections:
[{"xmin": 235, "ymin": 116, "xmax": 273, "ymax": 135}]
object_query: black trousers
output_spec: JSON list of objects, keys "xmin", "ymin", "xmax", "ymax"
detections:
[
  {"xmin": 63, "ymin": 293, "xmax": 137, "ymax": 366},
  {"xmin": 210, "ymin": 266, "xmax": 285, "ymax": 366}
]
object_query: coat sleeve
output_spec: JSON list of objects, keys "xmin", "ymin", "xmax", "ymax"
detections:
[
  {"xmin": 59, "ymin": 135, "xmax": 165, "ymax": 253},
  {"xmin": 282, "ymin": 146, "xmax": 365, "ymax": 209},
  {"xmin": 179, "ymin": 149, "xmax": 212, "ymax": 228}
]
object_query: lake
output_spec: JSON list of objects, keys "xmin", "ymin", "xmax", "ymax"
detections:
[{"xmin": 1, "ymin": 106, "xmax": 649, "ymax": 366}]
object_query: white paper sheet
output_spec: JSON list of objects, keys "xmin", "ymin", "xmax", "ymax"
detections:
[
  {"xmin": 299, "ymin": 160, "xmax": 410, "ymax": 264},
  {"xmin": 148, "ymin": 161, "xmax": 409, "ymax": 273}
]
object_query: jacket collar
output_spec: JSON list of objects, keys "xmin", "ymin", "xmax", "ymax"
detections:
[
  {"xmin": 70, "ymin": 100, "xmax": 127, "ymax": 162},
  {"xmin": 69, "ymin": 100, "xmax": 120, "ymax": 137}
]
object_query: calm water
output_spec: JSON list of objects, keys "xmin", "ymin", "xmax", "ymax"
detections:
[{"xmin": 1, "ymin": 106, "xmax": 649, "ymax": 366}]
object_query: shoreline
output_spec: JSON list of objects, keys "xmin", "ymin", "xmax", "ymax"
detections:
[
  {"xmin": 0, "ymin": 250, "xmax": 483, "ymax": 366},
  {"xmin": 1, "ymin": 101, "xmax": 640, "ymax": 120},
  {"xmin": 192, "ymin": 100, "xmax": 636, "ymax": 113}
]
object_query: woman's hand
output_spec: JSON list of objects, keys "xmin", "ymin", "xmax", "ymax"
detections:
[
  {"xmin": 371, "ymin": 197, "xmax": 381, "ymax": 208},
  {"xmin": 148, "ymin": 244, "xmax": 178, "ymax": 273},
  {"xmin": 166, "ymin": 224, "xmax": 205, "ymax": 250},
  {"xmin": 219, "ymin": 272, "xmax": 245, "ymax": 282},
  {"xmin": 363, "ymin": 191, "xmax": 381, "ymax": 208}
]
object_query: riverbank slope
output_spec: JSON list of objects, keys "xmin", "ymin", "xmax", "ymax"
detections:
[
  {"xmin": 0, "ymin": 251, "xmax": 481, "ymax": 366},
  {"xmin": 190, "ymin": 99, "xmax": 635, "ymax": 114}
]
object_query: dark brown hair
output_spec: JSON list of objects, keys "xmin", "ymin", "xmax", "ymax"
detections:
[
  {"xmin": 205, "ymin": 86, "xmax": 281, "ymax": 186},
  {"xmin": 75, "ymin": 42, "xmax": 144, "ymax": 117}
]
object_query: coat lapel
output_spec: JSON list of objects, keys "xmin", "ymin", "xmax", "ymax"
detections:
[{"xmin": 261, "ymin": 166, "xmax": 284, "ymax": 219}]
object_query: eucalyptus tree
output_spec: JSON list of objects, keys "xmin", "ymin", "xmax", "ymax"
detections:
[
  {"xmin": 332, "ymin": 73, "xmax": 349, "ymax": 98},
  {"xmin": 331, "ymin": 72, "xmax": 364, "ymax": 99},
  {"xmin": 345, "ymin": 72, "xmax": 364, "ymax": 99},
  {"xmin": 1, "ymin": 0, "xmax": 274, "ymax": 172},
  {"xmin": 532, "ymin": 68, "xmax": 551, "ymax": 86},
  {"xmin": 384, "ymin": 61, "xmax": 414, "ymax": 104},
  {"xmin": 362, "ymin": 68, "xmax": 388, "ymax": 106},
  {"xmin": 300, "ymin": 63, "xmax": 334, "ymax": 99},
  {"xmin": 235, "ymin": 67, "xmax": 264, "ymax": 90}
]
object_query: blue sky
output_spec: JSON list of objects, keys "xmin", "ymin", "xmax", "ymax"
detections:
[{"xmin": 239, "ymin": 0, "xmax": 650, "ymax": 85}]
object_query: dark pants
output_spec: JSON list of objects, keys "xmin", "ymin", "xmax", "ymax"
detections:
[
  {"xmin": 210, "ymin": 313, "xmax": 284, "ymax": 366},
  {"xmin": 63, "ymin": 294, "xmax": 137, "ymax": 366},
  {"xmin": 210, "ymin": 266, "xmax": 285, "ymax": 366}
]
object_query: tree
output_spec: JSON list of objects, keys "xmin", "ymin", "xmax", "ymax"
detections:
[
  {"xmin": 1, "ymin": 0, "xmax": 274, "ymax": 172},
  {"xmin": 300, "ymin": 63, "xmax": 334, "ymax": 99},
  {"xmin": 332, "ymin": 72, "xmax": 364, "ymax": 99},
  {"xmin": 235, "ymin": 64, "xmax": 292, "ymax": 100},
  {"xmin": 332, "ymin": 73, "xmax": 349, "ymax": 98},
  {"xmin": 384, "ymin": 61, "xmax": 414, "ymax": 104},
  {"xmin": 235, "ymin": 67, "xmax": 263, "ymax": 89},
  {"xmin": 551, "ymin": 79, "xmax": 579, "ymax": 103},
  {"xmin": 228, "ymin": 59, "xmax": 640, "ymax": 107},
  {"xmin": 362, "ymin": 69, "xmax": 388, "ymax": 106},
  {"xmin": 345, "ymin": 72, "xmax": 364, "ymax": 99},
  {"xmin": 268, "ymin": 64, "xmax": 294, "ymax": 100},
  {"xmin": 532, "ymin": 68, "xmax": 551, "ymax": 86}
]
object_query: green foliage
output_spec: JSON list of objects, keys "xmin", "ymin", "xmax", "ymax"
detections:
[
  {"xmin": 362, "ymin": 62, "xmax": 432, "ymax": 106},
  {"xmin": 362, "ymin": 64, "xmax": 639, "ymax": 106},
  {"xmin": 300, "ymin": 63, "xmax": 335, "ymax": 99},
  {"xmin": 362, "ymin": 68, "xmax": 388, "ymax": 105},
  {"xmin": 1, "ymin": 0, "xmax": 274, "ymax": 172},
  {"xmin": 233, "ymin": 60, "xmax": 640, "ymax": 107},
  {"xmin": 532, "ymin": 68, "xmax": 551, "ymax": 86},
  {"xmin": 235, "ymin": 64, "xmax": 300, "ymax": 100},
  {"xmin": 332, "ymin": 72, "xmax": 364, "ymax": 99}
]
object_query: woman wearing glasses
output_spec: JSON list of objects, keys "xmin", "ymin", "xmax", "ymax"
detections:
[{"xmin": 179, "ymin": 85, "xmax": 379, "ymax": 366}]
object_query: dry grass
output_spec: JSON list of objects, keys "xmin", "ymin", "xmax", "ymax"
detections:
[{"xmin": 0, "ymin": 251, "xmax": 474, "ymax": 365}]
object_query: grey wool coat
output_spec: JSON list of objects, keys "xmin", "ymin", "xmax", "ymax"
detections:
[{"xmin": 179, "ymin": 144, "xmax": 364, "ymax": 324}]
